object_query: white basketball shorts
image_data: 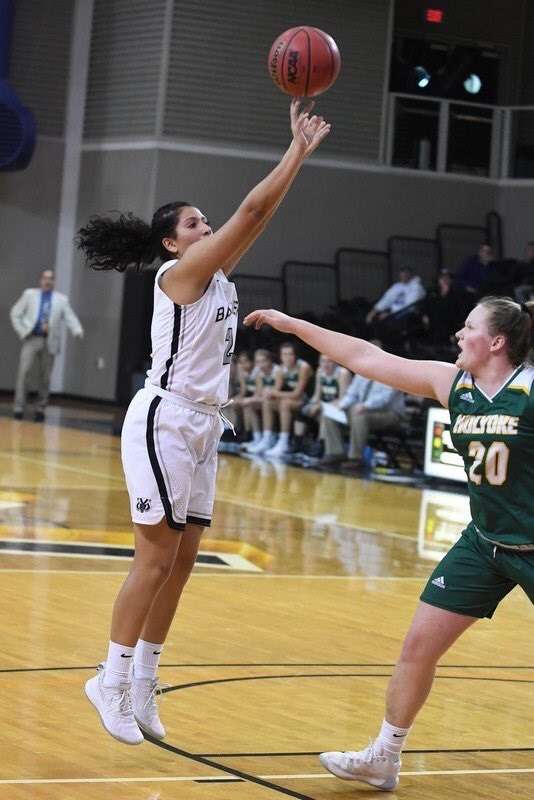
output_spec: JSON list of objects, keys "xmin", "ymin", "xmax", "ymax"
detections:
[{"xmin": 121, "ymin": 387, "xmax": 224, "ymax": 530}]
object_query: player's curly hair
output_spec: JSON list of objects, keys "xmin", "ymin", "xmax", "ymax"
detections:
[
  {"xmin": 76, "ymin": 201, "xmax": 192, "ymax": 272},
  {"xmin": 479, "ymin": 296, "xmax": 534, "ymax": 365}
]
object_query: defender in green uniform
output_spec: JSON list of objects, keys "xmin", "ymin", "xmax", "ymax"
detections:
[
  {"xmin": 422, "ymin": 362, "xmax": 534, "ymax": 617},
  {"xmin": 244, "ymin": 296, "xmax": 534, "ymax": 791}
]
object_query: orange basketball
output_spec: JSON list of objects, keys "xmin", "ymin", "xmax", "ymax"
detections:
[{"xmin": 268, "ymin": 26, "xmax": 341, "ymax": 98}]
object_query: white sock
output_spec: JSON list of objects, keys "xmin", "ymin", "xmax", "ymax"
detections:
[
  {"xmin": 133, "ymin": 638, "xmax": 163, "ymax": 680},
  {"xmin": 376, "ymin": 718, "xmax": 411, "ymax": 760},
  {"xmin": 252, "ymin": 431, "xmax": 262, "ymax": 443},
  {"xmin": 279, "ymin": 432, "xmax": 290, "ymax": 445},
  {"xmin": 262, "ymin": 429, "xmax": 272, "ymax": 441},
  {"xmin": 103, "ymin": 640, "xmax": 135, "ymax": 687}
]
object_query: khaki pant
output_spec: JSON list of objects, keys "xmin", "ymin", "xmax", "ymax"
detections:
[
  {"xmin": 14, "ymin": 336, "xmax": 55, "ymax": 414},
  {"xmin": 321, "ymin": 407, "xmax": 402, "ymax": 459}
]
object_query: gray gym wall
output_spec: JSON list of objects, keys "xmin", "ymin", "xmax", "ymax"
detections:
[{"xmin": 0, "ymin": 0, "xmax": 527, "ymax": 401}]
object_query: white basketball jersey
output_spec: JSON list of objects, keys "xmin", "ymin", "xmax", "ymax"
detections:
[{"xmin": 146, "ymin": 260, "xmax": 238, "ymax": 405}]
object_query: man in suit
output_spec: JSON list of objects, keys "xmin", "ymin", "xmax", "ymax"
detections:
[{"xmin": 10, "ymin": 269, "xmax": 84, "ymax": 421}]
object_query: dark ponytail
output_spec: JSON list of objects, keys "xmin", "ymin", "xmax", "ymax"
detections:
[{"xmin": 76, "ymin": 201, "xmax": 191, "ymax": 272}]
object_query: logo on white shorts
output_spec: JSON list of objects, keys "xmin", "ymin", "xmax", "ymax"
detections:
[
  {"xmin": 431, "ymin": 575, "xmax": 446, "ymax": 589},
  {"xmin": 136, "ymin": 497, "xmax": 151, "ymax": 513}
]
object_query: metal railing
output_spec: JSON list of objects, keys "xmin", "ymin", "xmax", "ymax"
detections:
[{"xmin": 385, "ymin": 92, "xmax": 534, "ymax": 180}]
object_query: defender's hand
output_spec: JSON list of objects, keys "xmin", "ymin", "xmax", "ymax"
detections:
[{"xmin": 243, "ymin": 308, "xmax": 296, "ymax": 333}]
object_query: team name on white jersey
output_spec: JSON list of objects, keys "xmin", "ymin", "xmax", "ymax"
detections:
[{"xmin": 146, "ymin": 261, "xmax": 238, "ymax": 406}]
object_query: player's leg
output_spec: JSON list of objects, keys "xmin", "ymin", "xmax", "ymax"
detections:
[
  {"xmin": 131, "ymin": 408, "xmax": 219, "ymax": 737},
  {"xmin": 385, "ymin": 601, "xmax": 476, "ymax": 726},
  {"xmin": 85, "ymin": 390, "xmax": 191, "ymax": 744},
  {"xmin": 320, "ymin": 526, "xmax": 515, "ymax": 789},
  {"xmin": 132, "ymin": 522, "xmax": 203, "ymax": 738},
  {"xmin": 266, "ymin": 397, "xmax": 301, "ymax": 456},
  {"xmin": 320, "ymin": 603, "xmax": 476, "ymax": 789},
  {"xmin": 243, "ymin": 402, "xmax": 261, "ymax": 443},
  {"xmin": 85, "ymin": 519, "xmax": 182, "ymax": 745},
  {"xmin": 248, "ymin": 398, "xmax": 277, "ymax": 453},
  {"xmin": 139, "ymin": 523, "xmax": 203, "ymax": 645},
  {"xmin": 242, "ymin": 401, "xmax": 263, "ymax": 450},
  {"xmin": 110, "ymin": 521, "xmax": 182, "ymax": 645}
]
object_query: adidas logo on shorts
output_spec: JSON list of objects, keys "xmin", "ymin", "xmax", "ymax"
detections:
[{"xmin": 431, "ymin": 575, "xmax": 446, "ymax": 589}]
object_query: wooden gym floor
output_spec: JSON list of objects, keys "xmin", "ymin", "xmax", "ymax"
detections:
[{"xmin": 0, "ymin": 409, "xmax": 533, "ymax": 799}]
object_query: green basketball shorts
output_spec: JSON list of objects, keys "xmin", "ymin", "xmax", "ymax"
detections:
[{"xmin": 420, "ymin": 522, "xmax": 534, "ymax": 618}]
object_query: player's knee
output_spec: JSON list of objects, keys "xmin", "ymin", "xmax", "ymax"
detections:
[
  {"xmin": 143, "ymin": 558, "xmax": 175, "ymax": 586},
  {"xmin": 175, "ymin": 550, "xmax": 197, "ymax": 576},
  {"xmin": 398, "ymin": 627, "xmax": 439, "ymax": 666}
]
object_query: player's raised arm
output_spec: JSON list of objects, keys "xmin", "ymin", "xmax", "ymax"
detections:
[
  {"xmin": 162, "ymin": 101, "xmax": 330, "ymax": 297},
  {"xmin": 244, "ymin": 309, "xmax": 458, "ymax": 407}
]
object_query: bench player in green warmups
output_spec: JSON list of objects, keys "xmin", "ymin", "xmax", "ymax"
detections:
[
  {"xmin": 263, "ymin": 341, "xmax": 312, "ymax": 457},
  {"xmin": 249, "ymin": 342, "xmax": 312, "ymax": 456},
  {"xmin": 227, "ymin": 352, "xmax": 260, "ymax": 443},
  {"xmin": 243, "ymin": 349, "xmax": 281, "ymax": 453},
  {"xmin": 245, "ymin": 296, "xmax": 534, "ymax": 791},
  {"xmin": 300, "ymin": 355, "xmax": 351, "ymax": 450},
  {"xmin": 305, "ymin": 354, "xmax": 351, "ymax": 410}
]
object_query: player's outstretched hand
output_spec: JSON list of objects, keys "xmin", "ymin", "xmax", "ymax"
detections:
[
  {"xmin": 243, "ymin": 308, "xmax": 296, "ymax": 333},
  {"xmin": 290, "ymin": 98, "xmax": 331, "ymax": 157}
]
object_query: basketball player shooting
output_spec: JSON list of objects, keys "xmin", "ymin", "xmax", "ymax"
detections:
[{"xmin": 76, "ymin": 100, "xmax": 330, "ymax": 746}]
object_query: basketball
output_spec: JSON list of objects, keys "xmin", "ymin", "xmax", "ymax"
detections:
[{"xmin": 268, "ymin": 26, "xmax": 341, "ymax": 98}]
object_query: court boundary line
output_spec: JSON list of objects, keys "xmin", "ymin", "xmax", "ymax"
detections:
[{"xmin": 2, "ymin": 766, "xmax": 534, "ymax": 785}]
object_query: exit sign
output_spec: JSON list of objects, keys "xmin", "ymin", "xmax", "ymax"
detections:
[{"xmin": 426, "ymin": 8, "xmax": 444, "ymax": 23}]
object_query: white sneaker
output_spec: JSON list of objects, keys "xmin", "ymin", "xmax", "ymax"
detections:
[
  {"xmin": 265, "ymin": 439, "xmax": 290, "ymax": 458},
  {"xmin": 245, "ymin": 434, "xmax": 277, "ymax": 454},
  {"xmin": 132, "ymin": 676, "xmax": 166, "ymax": 739},
  {"xmin": 85, "ymin": 664, "xmax": 144, "ymax": 745},
  {"xmin": 243, "ymin": 439, "xmax": 266, "ymax": 454},
  {"xmin": 319, "ymin": 740, "xmax": 400, "ymax": 791}
]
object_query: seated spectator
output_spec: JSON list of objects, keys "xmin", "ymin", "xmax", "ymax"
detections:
[
  {"xmin": 514, "ymin": 241, "xmax": 534, "ymax": 303},
  {"xmin": 366, "ymin": 267, "xmax": 426, "ymax": 351},
  {"xmin": 320, "ymin": 341, "xmax": 405, "ymax": 467},
  {"xmin": 250, "ymin": 341, "xmax": 312, "ymax": 457},
  {"xmin": 242, "ymin": 349, "xmax": 281, "ymax": 451},
  {"xmin": 420, "ymin": 270, "xmax": 471, "ymax": 360},
  {"xmin": 454, "ymin": 243, "xmax": 494, "ymax": 294},
  {"xmin": 297, "ymin": 355, "xmax": 351, "ymax": 452},
  {"xmin": 366, "ymin": 267, "xmax": 426, "ymax": 325}
]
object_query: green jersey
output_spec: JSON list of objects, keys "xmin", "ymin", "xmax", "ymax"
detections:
[
  {"xmin": 319, "ymin": 369, "xmax": 342, "ymax": 402},
  {"xmin": 244, "ymin": 368, "xmax": 257, "ymax": 397},
  {"xmin": 282, "ymin": 360, "xmax": 306, "ymax": 392},
  {"xmin": 449, "ymin": 364, "xmax": 534, "ymax": 546},
  {"xmin": 261, "ymin": 365, "xmax": 280, "ymax": 388}
]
